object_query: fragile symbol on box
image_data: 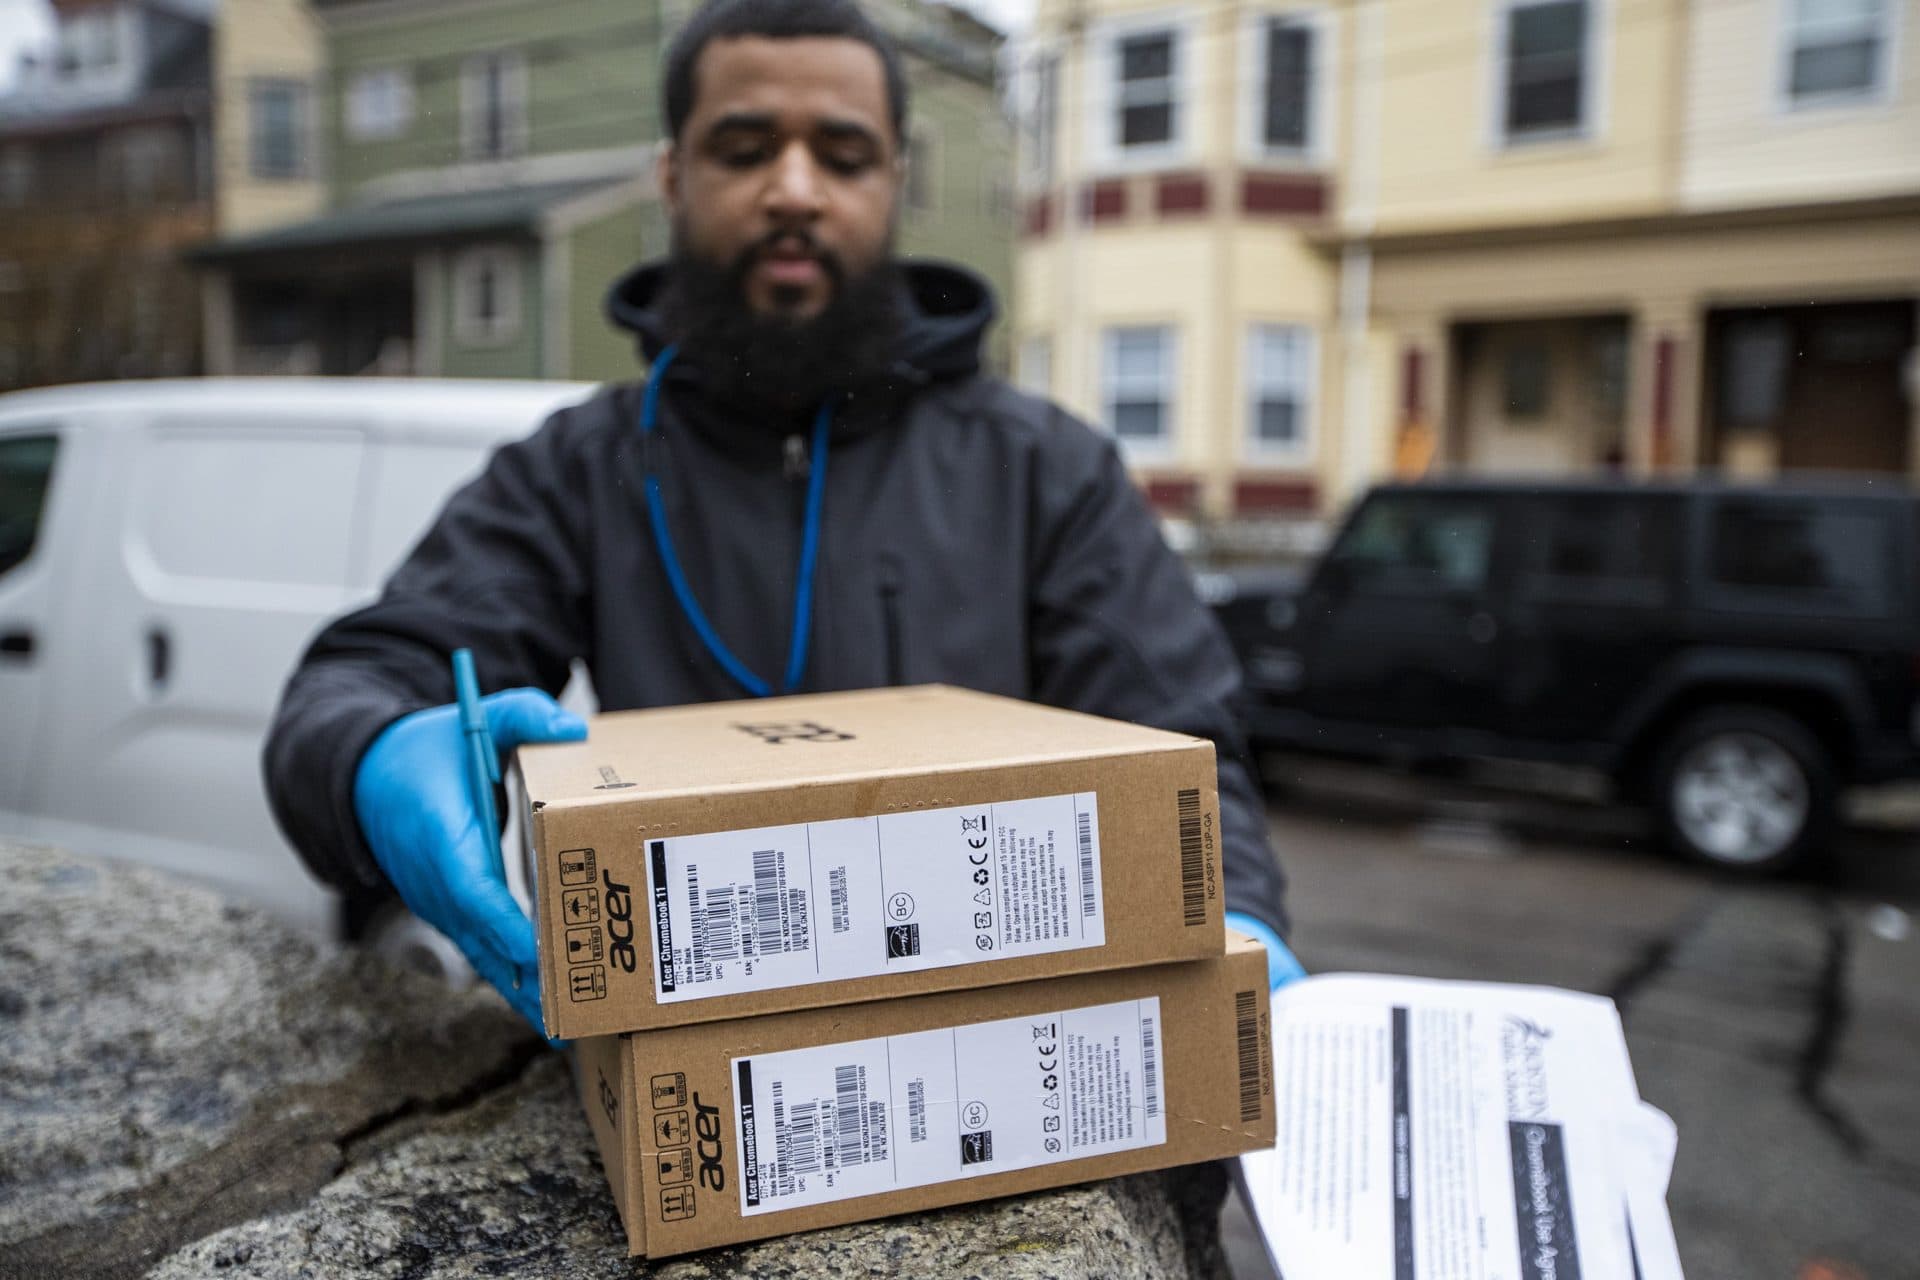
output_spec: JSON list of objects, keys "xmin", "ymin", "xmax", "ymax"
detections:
[
  {"xmin": 565, "ymin": 926, "xmax": 603, "ymax": 964},
  {"xmin": 652, "ymin": 1072, "xmax": 688, "ymax": 1110},
  {"xmin": 569, "ymin": 965, "xmax": 606, "ymax": 1002},
  {"xmin": 654, "ymin": 1111, "xmax": 690, "ymax": 1146},
  {"xmin": 558, "ymin": 848, "xmax": 597, "ymax": 885},
  {"xmin": 660, "ymin": 1185, "xmax": 696, "ymax": 1220},
  {"xmin": 563, "ymin": 888, "xmax": 599, "ymax": 924},
  {"xmin": 657, "ymin": 1148, "xmax": 692, "ymax": 1186}
]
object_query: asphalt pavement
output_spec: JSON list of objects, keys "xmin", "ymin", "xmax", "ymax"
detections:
[{"xmin": 1221, "ymin": 756, "xmax": 1920, "ymax": 1280}]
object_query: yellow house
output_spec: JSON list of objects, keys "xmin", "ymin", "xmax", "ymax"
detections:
[
  {"xmin": 211, "ymin": 0, "xmax": 325, "ymax": 236},
  {"xmin": 1014, "ymin": 0, "xmax": 1920, "ymax": 530}
]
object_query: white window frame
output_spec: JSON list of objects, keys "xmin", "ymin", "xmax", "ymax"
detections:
[
  {"xmin": 1014, "ymin": 44, "xmax": 1060, "ymax": 193},
  {"xmin": 1487, "ymin": 0, "xmax": 1609, "ymax": 149},
  {"xmin": 1099, "ymin": 324, "xmax": 1179, "ymax": 462},
  {"xmin": 1017, "ymin": 335, "xmax": 1052, "ymax": 397},
  {"xmin": 461, "ymin": 50, "xmax": 529, "ymax": 162},
  {"xmin": 347, "ymin": 65, "xmax": 415, "ymax": 141},
  {"xmin": 1240, "ymin": 6, "xmax": 1337, "ymax": 166},
  {"xmin": 1088, "ymin": 11, "xmax": 1196, "ymax": 172},
  {"xmin": 452, "ymin": 247, "xmax": 524, "ymax": 348},
  {"xmin": 1243, "ymin": 323, "xmax": 1319, "ymax": 464},
  {"xmin": 1774, "ymin": 0, "xmax": 1901, "ymax": 113},
  {"xmin": 248, "ymin": 77, "xmax": 312, "ymax": 181}
]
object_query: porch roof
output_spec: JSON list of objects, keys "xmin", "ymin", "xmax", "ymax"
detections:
[{"xmin": 190, "ymin": 177, "xmax": 628, "ymax": 263}]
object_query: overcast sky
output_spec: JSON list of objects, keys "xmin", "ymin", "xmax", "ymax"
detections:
[{"xmin": 0, "ymin": 0, "xmax": 1033, "ymax": 92}]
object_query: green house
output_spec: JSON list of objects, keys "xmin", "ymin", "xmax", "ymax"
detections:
[{"xmin": 196, "ymin": 0, "xmax": 1013, "ymax": 383}]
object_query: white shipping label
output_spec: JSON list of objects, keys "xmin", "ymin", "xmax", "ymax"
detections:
[
  {"xmin": 732, "ymin": 997, "xmax": 1166, "ymax": 1215},
  {"xmin": 645, "ymin": 793, "xmax": 1105, "ymax": 1002}
]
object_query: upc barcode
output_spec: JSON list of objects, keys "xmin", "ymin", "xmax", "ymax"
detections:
[
  {"xmin": 1140, "ymin": 1015, "xmax": 1161, "ymax": 1119},
  {"xmin": 908, "ymin": 1079, "xmax": 927, "ymax": 1143},
  {"xmin": 772, "ymin": 1080, "xmax": 825, "ymax": 1198},
  {"xmin": 749, "ymin": 850, "xmax": 782, "ymax": 957},
  {"xmin": 830, "ymin": 866, "xmax": 851, "ymax": 934},
  {"xmin": 686, "ymin": 865, "xmax": 741, "ymax": 984},
  {"xmin": 1077, "ymin": 810, "xmax": 1097, "ymax": 918},
  {"xmin": 1234, "ymin": 990, "xmax": 1261, "ymax": 1123},
  {"xmin": 1177, "ymin": 788, "xmax": 1205, "ymax": 927}
]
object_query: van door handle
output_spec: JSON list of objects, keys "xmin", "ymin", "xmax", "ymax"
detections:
[
  {"xmin": 147, "ymin": 626, "xmax": 171, "ymax": 690},
  {"xmin": 0, "ymin": 628, "xmax": 33, "ymax": 660}
]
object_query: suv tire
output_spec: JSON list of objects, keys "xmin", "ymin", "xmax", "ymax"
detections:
[{"xmin": 1651, "ymin": 706, "xmax": 1835, "ymax": 874}]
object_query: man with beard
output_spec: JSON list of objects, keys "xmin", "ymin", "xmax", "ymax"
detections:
[{"xmin": 263, "ymin": 0, "xmax": 1298, "ymax": 1032}]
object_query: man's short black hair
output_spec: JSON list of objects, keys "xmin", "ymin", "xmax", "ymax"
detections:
[{"xmin": 663, "ymin": 0, "xmax": 909, "ymax": 143}]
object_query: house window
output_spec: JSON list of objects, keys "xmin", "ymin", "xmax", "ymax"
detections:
[
  {"xmin": 1257, "ymin": 15, "xmax": 1319, "ymax": 155},
  {"xmin": 0, "ymin": 147, "xmax": 32, "ymax": 206},
  {"xmin": 1246, "ymin": 324, "xmax": 1317, "ymax": 459},
  {"xmin": 462, "ymin": 51, "xmax": 527, "ymax": 162},
  {"xmin": 1017, "ymin": 51, "xmax": 1057, "ymax": 191},
  {"xmin": 905, "ymin": 126, "xmax": 937, "ymax": 213},
  {"xmin": 1502, "ymin": 341, "xmax": 1552, "ymax": 418},
  {"xmin": 1105, "ymin": 24, "xmax": 1182, "ymax": 158},
  {"xmin": 453, "ymin": 248, "xmax": 523, "ymax": 347},
  {"xmin": 249, "ymin": 79, "xmax": 310, "ymax": 180},
  {"xmin": 348, "ymin": 67, "xmax": 415, "ymax": 140},
  {"xmin": 1101, "ymin": 326, "xmax": 1176, "ymax": 454},
  {"xmin": 1017, "ymin": 336, "xmax": 1051, "ymax": 396},
  {"xmin": 1783, "ymin": 0, "xmax": 1893, "ymax": 106},
  {"xmin": 1498, "ymin": 0, "xmax": 1592, "ymax": 141}
]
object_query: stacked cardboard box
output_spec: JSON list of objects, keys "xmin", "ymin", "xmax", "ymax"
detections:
[{"xmin": 517, "ymin": 685, "xmax": 1275, "ymax": 1258}]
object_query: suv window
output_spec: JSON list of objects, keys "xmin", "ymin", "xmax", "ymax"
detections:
[
  {"xmin": 0, "ymin": 433, "xmax": 59, "ymax": 580},
  {"xmin": 1707, "ymin": 499, "xmax": 1893, "ymax": 617},
  {"xmin": 1519, "ymin": 495, "xmax": 1675, "ymax": 606},
  {"xmin": 1333, "ymin": 494, "xmax": 1496, "ymax": 594}
]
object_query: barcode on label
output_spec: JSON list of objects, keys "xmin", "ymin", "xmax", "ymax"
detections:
[
  {"xmin": 1077, "ymin": 810, "xmax": 1096, "ymax": 918},
  {"xmin": 908, "ymin": 1079, "xmax": 927, "ymax": 1143},
  {"xmin": 1177, "ymin": 788, "xmax": 1205, "ymax": 927},
  {"xmin": 832, "ymin": 1066, "xmax": 865, "ymax": 1170},
  {"xmin": 1234, "ymin": 990, "xmax": 1261, "ymax": 1123},
  {"xmin": 830, "ymin": 866, "xmax": 851, "ymax": 934},
  {"xmin": 1140, "ymin": 1015, "xmax": 1161, "ymax": 1119},
  {"xmin": 750, "ymin": 850, "xmax": 782, "ymax": 957}
]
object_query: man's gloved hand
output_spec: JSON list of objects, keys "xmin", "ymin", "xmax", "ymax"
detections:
[
  {"xmin": 1225, "ymin": 910, "xmax": 1308, "ymax": 990},
  {"xmin": 354, "ymin": 688, "xmax": 587, "ymax": 1031}
]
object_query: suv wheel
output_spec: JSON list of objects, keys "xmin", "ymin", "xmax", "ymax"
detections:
[{"xmin": 1652, "ymin": 707, "xmax": 1834, "ymax": 874}]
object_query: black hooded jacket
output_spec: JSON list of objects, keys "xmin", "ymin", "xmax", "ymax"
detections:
[{"xmin": 263, "ymin": 259, "xmax": 1288, "ymax": 936}]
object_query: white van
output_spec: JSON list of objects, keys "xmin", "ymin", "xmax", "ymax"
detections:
[{"xmin": 0, "ymin": 378, "xmax": 597, "ymax": 938}]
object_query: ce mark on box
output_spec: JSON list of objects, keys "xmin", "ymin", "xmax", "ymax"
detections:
[{"xmin": 559, "ymin": 849, "xmax": 606, "ymax": 1001}]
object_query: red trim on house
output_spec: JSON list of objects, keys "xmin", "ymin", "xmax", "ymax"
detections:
[
  {"xmin": 1142, "ymin": 475, "xmax": 1200, "ymax": 513},
  {"xmin": 1234, "ymin": 477, "xmax": 1318, "ymax": 514},
  {"xmin": 1651, "ymin": 335, "xmax": 1676, "ymax": 468},
  {"xmin": 1240, "ymin": 173, "xmax": 1328, "ymax": 218},
  {"xmin": 1400, "ymin": 346, "xmax": 1426, "ymax": 423},
  {"xmin": 1154, "ymin": 173, "xmax": 1209, "ymax": 217},
  {"xmin": 1022, "ymin": 195, "xmax": 1053, "ymax": 238},
  {"xmin": 1081, "ymin": 179, "xmax": 1128, "ymax": 223}
]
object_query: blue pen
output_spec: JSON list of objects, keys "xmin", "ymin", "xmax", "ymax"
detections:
[{"xmin": 451, "ymin": 648, "xmax": 505, "ymax": 888}]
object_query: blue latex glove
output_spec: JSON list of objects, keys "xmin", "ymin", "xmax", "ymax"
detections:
[
  {"xmin": 1225, "ymin": 910, "xmax": 1308, "ymax": 990},
  {"xmin": 354, "ymin": 687, "xmax": 587, "ymax": 1031}
]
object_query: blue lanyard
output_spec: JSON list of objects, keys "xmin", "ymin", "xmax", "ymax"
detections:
[{"xmin": 638, "ymin": 343, "xmax": 831, "ymax": 698}]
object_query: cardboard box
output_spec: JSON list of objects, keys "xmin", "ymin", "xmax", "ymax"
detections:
[
  {"xmin": 518, "ymin": 686, "xmax": 1227, "ymax": 1041},
  {"xmin": 571, "ymin": 936, "xmax": 1275, "ymax": 1257}
]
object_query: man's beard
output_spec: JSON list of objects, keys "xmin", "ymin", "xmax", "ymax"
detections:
[{"xmin": 662, "ymin": 225, "xmax": 903, "ymax": 413}]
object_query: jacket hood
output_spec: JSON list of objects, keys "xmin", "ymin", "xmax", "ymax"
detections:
[{"xmin": 605, "ymin": 256, "xmax": 996, "ymax": 387}]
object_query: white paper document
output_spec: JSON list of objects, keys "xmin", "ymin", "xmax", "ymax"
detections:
[{"xmin": 1239, "ymin": 974, "xmax": 1682, "ymax": 1280}]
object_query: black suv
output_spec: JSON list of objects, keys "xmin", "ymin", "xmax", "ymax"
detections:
[{"xmin": 1211, "ymin": 479, "xmax": 1920, "ymax": 872}]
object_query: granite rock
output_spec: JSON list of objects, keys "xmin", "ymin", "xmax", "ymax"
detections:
[{"xmin": 0, "ymin": 842, "xmax": 1226, "ymax": 1279}]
